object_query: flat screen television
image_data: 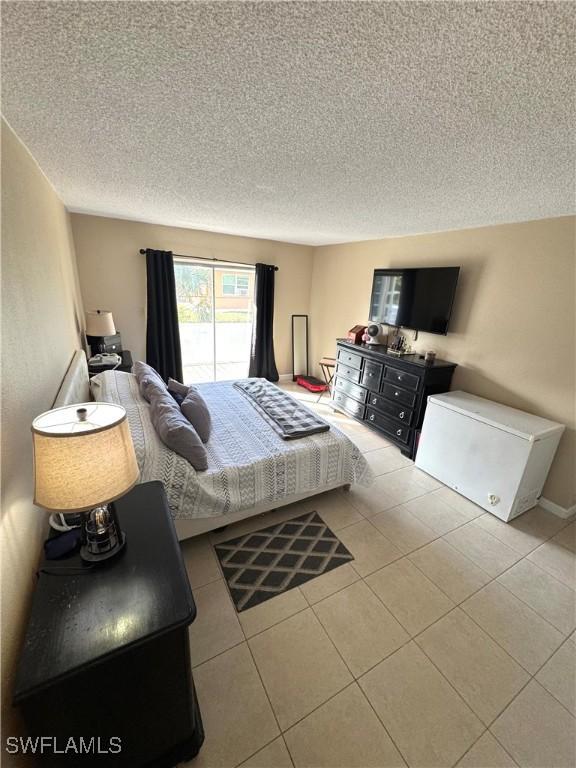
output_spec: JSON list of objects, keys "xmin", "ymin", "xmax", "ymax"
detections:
[{"xmin": 368, "ymin": 267, "xmax": 460, "ymax": 335}]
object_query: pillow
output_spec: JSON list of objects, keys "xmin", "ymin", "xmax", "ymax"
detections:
[
  {"xmin": 132, "ymin": 361, "xmax": 166, "ymax": 402},
  {"xmin": 167, "ymin": 378, "xmax": 189, "ymax": 397},
  {"xmin": 169, "ymin": 391, "xmax": 185, "ymax": 406},
  {"xmin": 167, "ymin": 377, "xmax": 212, "ymax": 443},
  {"xmin": 140, "ymin": 375, "xmax": 168, "ymax": 403},
  {"xmin": 148, "ymin": 390, "xmax": 208, "ymax": 471},
  {"xmin": 180, "ymin": 387, "xmax": 212, "ymax": 443}
]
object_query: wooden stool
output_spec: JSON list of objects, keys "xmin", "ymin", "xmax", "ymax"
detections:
[{"xmin": 318, "ymin": 357, "xmax": 336, "ymax": 401}]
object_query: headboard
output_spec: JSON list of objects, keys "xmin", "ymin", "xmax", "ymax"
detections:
[{"xmin": 53, "ymin": 350, "xmax": 91, "ymax": 407}]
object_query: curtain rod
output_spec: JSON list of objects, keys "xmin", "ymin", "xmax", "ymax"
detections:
[{"xmin": 139, "ymin": 248, "xmax": 278, "ymax": 271}]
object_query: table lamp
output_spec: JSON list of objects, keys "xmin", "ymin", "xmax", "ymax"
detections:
[
  {"xmin": 32, "ymin": 402, "xmax": 139, "ymax": 563},
  {"xmin": 85, "ymin": 310, "xmax": 116, "ymax": 354}
]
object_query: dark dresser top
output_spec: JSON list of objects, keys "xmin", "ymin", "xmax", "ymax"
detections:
[
  {"xmin": 14, "ymin": 481, "xmax": 195, "ymax": 702},
  {"xmin": 337, "ymin": 339, "xmax": 457, "ymax": 370}
]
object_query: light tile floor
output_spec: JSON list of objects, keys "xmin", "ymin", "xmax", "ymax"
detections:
[{"xmin": 181, "ymin": 383, "xmax": 576, "ymax": 768}]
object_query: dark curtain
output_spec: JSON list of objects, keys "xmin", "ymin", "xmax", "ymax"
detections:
[
  {"xmin": 249, "ymin": 263, "xmax": 279, "ymax": 381},
  {"xmin": 145, "ymin": 249, "xmax": 183, "ymax": 382}
]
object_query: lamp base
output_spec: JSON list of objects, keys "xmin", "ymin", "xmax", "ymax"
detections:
[
  {"xmin": 80, "ymin": 503, "xmax": 126, "ymax": 563},
  {"xmin": 80, "ymin": 531, "xmax": 126, "ymax": 563}
]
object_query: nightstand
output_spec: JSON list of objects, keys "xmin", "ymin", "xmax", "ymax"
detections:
[
  {"xmin": 13, "ymin": 482, "xmax": 204, "ymax": 767},
  {"xmin": 88, "ymin": 349, "xmax": 133, "ymax": 377}
]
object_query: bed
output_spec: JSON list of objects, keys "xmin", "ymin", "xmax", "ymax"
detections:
[{"xmin": 55, "ymin": 350, "xmax": 373, "ymax": 540}]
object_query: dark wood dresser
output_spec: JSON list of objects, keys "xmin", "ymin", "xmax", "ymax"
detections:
[
  {"xmin": 13, "ymin": 481, "xmax": 204, "ymax": 767},
  {"xmin": 332, "ymin": 340, "xmax": 457, "ymax": 459}
]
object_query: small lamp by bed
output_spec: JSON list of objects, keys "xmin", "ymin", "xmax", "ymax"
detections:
[
  {"xmin": 32, "ymin": 402, "xmax": 139, "ymax": 563},
  {"xmin": 85, "ymin": 309, "xmax": 116, "ymax": 355}
]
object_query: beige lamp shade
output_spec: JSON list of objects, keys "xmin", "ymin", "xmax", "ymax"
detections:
[
  {"xmin": 85, "ymin": 310, "xmax": 116, "ymax": 337},
  {"xmin": 32, "ymin": 402, "xmax": 139, "ymax": 512}
]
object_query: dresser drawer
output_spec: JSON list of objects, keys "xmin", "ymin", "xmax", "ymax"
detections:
[
  {"xmin": 334, "ymin": 376, "xmax": 367, "ymax": 404},
  {"xmin": 381, "ymin": 382, "xmax": 417, "ymax": 408},
  {"xmin": 366, "ymin": 392, "xmax": 414, "ymax": 426},
  {"xmin": 365, "ymin": 408, "xmax": 410, "ymax": 444},
  {"xmin": 335, "ymin": 363, "xmax": 361, "ymax": 384},
  {"xmin": 332, "ymin": 390, "xmax": 365, "ymax": 420},
  {"xmin": 361, "ymin": 360, "xmax": 383, "ymax": 390},
  {"xmin": 337, "ymin": 348, "xmax": 363, "ymax": 370},
  {"xmin": 383, "ymin": 366, "xmax": 420, "ymax": 391}
]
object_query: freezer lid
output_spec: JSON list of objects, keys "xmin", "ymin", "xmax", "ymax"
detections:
[{"xmin": 427, "ymin": 391, "xmax": 565, "ymax": 441}]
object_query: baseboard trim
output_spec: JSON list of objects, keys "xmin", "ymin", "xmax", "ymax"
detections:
[
  {"xmin": 278, "ymin": 373, "xmax": 293, "ymax": 382},
  {"xmin": 539, "ymin": 497, "xmax": 576, "ymax": 520}
]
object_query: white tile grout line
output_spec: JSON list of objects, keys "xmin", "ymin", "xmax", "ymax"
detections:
[
  {"xmin": 232, "ymin": 732, "xmax": 295, "ymax": 768},
  {"xmin": 256, "ymin": 606, "xmax": 472, "ymax": 755},
  {"xmin": 186, "ymin": 573, "xmax": 223, "ymax": 591},
  {"xmin": 243, "ymin": 636, "xmax": 284, "ymax": 743},
  {"xmin": 188, "ymin": 579, "xmax": 292, "ymax": 766},
  {"xmin": 190, "ymin": 634, "xmax": 246, "ymax": 672},
  {"xmin": 453, "ymin": 728, "xmax": 519, "ymax": 768},
  {"xmin": 193, "ymin": 627, "xmax": 573, "ymax": 768},
  {"xmin": 280, "ymin": 733, "xmax": 296, "ymax": 768},
  {"xmin": 306, "ymin": 589, "xmax": 481, "ymax": 767},
  {"xmin": 353, "ymin": 682, "xmax": 412, "ymax": 768},
  {"xmin": 190, "ymin": 587, "xmax": 412, "ymax": 764},
  {"xmin": 527, "ymin": 632, "xmax": 576, "ymax": 717},
  {"xmin": 398, "ymin": 551, "xmax": 576, "ymax": 755},
  {"xmin": 191, "ymin": 497, "xmax": 573, "ymax": 655},
  {"xmin": 189, "ymin": 497, "xmax": 574, "ymax": 765},
  {"xmin": 410, "ymin": 531, "xmax": 574, "ymax": 640},
  {"xmin": 355, "ymin": 587, "xmax": 573, "ymax": 766},
  {"xmin": 304, "ymin": 588, "xmax": 419, "ymax": 766},
  {"xmin": 458, "ymin": 589, "xmax": 568, "ymax": 675},
  {"xmin": 194, "ymin": 495, "xmax": 573, "ymax": 634},
  {"xmin": 247, "ymin": 617, "xmax": 361, "ymax": 764},
  {"xmin": 210, "ymin": 556, "xmax": 312, "ymax": 765}
]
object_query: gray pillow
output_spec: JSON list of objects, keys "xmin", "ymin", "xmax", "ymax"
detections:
[
  {"xmin": 167, "ymin": 378, "xmax": 189, "ymax": 397},
  {"xmin": 140, "ymin": 375, "xmax": 167, "ymax": 403},
  {"xmin": 132, "ymin": 361, "xmax": 166, "ymax": 402},
  {"xmin": 148, "ymin": 390, "xmax": 208, "ymax": 471},
  {"xmin": 180, "ymin": 387, "xmax": 212, "ymax": 443}
]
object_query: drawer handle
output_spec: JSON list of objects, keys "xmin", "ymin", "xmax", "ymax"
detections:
[
  {"xmin": 397, "ymin": 374, "xmax": 403, "ymax": 381},
  {"xmin": 369, "ymin": 415, "xmax": 375, "ymax": 422},
  {"xmin": 399, "ymin": 411, "xmax": 405, "ymax": 419},
  {"xmin": 396, "ymin": 429, "xmax": 402, "ymax": 436},
  {"xmin": 372, "ymin": 398, "xmax": 377, "ymax": 405},
  {"xmin": 368, "ymin": 371, "xmax": 373, "ymax": 376},
  {"xmin": 394, "ymin": 390, "xmax": 400, "ymax": 397}
]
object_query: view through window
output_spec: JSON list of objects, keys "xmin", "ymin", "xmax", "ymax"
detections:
[{"xmin": 174, "ymin": 261, "xmax": 255, "ymax": 383}]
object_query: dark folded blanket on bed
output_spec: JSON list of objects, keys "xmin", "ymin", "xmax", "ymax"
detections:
[{"xmin": 234, "ymin": 379, "xmax": 330, "ymax": 440}]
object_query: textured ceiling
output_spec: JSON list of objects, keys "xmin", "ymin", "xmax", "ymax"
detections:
[{"xmin": 2, "ymin": 1, "xmax": 574, "ymax": 245}]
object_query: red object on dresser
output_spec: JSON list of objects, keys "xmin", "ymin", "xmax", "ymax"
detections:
[{"xmin": 347, "ymin": 325, "xmax": 367, "ymax": 344}]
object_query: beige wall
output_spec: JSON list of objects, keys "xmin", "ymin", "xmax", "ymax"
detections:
[
  {"xmin": 71, "ymin": 214, "xmax": 314, "ymax": 375},
  {"xmin": 1, "ymin": 122, "xmax": 84, "ymax": 756},
  {"xmin": 310, "ymin": 217, "xmax": 576, "ymax": 510}
]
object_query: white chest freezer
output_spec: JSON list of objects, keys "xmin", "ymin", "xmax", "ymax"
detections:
[{"xmin": 415, "ymin": 391, "xmax": 564, "ymax": 521}]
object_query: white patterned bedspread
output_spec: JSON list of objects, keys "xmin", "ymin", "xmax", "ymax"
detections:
[{"xmin": 90, "ymin": 371, "xmax": 373, "ymax": 520}]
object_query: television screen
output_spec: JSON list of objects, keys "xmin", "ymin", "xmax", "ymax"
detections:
[{"xmin": 368, "ymin": 267, "xmax": 460, "ymax": 335}]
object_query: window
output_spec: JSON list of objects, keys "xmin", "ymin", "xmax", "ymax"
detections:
[
  {"xmin": 222, "ymin": 273, "xmax": 249, "ymax": 296},
  {"xmin": 175, "ymin": 262, "xmax": 255, "ymax": 382}
]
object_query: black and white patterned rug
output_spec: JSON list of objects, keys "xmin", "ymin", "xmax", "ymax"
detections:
[{"xmin": 214, "ymin": 510, "xmax": 354, "ymax": 612}]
